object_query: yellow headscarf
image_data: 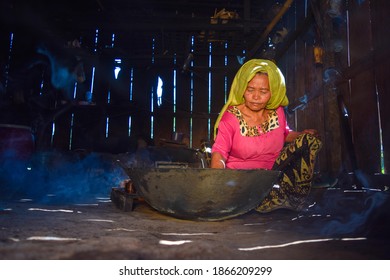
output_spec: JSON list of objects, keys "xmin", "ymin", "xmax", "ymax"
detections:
[{"xmin": 213, "ymin": 59, "xmax": 289, "ymax": 139}]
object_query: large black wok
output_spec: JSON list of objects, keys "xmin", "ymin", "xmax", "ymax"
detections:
[{"xmin": 126, "ymin": 167, "xmax": 280, "ymax": 221}]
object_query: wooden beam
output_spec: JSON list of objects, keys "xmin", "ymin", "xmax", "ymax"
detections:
[
  {"xmin": 245, "ymin": 0, "xmax": 294, "ymax": 61},
  {"xmin": 310, "ymin": 0, "xmax": 324, "ymax": 34}
]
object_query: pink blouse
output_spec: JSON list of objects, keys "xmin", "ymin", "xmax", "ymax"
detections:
[{"xmin": 212, "ymin": 106, "xmax": 290, "ymax": 170}]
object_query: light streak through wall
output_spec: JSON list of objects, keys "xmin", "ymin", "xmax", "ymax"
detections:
[
  {"xmin": 189, "ymin": 36, "xmax": 195, "ymax": 147},
  {"xmin": 208, "ymin": 42, "xmax": 212, "ymax": 140},
  {"xmin": 173, "ymin": 54, "xmax": 177, "ymax": 133},
  {"xmin": 128, "ymin": 68, "xmax": 134, "ymax": 136},
  {"xmin": 150, "ymin": 38, "xmax": 156, "ymax": 139}
]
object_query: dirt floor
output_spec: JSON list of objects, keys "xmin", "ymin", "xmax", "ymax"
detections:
[
  {"xmin": 1, "ymin": 186, "xmax": 390, "ymax": 260},
  {"xmin": 1, "ymin": 151, "xmax": 390, "ymax": 260}
]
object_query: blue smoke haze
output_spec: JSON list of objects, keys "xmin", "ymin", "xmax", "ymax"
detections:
[{"xmin": 0, "ymin": 151, "xmax": 129, "ymax": 204}]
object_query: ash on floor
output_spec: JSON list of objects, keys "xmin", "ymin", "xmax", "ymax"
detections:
[{"xmin": 1, "ymin": 185, "xmax": 390, "ymax": 260}]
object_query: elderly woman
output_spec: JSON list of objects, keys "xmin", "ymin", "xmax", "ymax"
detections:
[{"xmin": 211, "ymin": 59, "xmax": 322, "ymax": 213}]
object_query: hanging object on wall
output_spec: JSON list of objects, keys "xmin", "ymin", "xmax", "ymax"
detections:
[
  {"xmin": 313, "ymin": 45, "xmax": 324, "ymax": 65},
  {"xmin": 199, "ymin": 8, "xmax": 239, "ymax": 42},
  {"xmin": 210, "ymin": 8, "xmax": 239, "ymax": 25}
]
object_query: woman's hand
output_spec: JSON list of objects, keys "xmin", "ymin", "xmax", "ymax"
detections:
[
  {"xmin": 210, "ymin": 152, "xmax": 227, "ymax": 169},
  {"xmin": 286, "ymin": 129, "xmax": 320, "ymax": 142},
  {"xmin": 302, "ymin": 129, "xmax": 319, "ymax": 138}
]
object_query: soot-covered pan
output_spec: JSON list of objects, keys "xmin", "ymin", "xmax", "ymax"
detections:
[{"xmin": 126, "ymin": 167, "xmax": 280, "ymax": 221}]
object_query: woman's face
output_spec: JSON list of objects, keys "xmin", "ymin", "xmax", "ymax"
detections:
[{"xmin": 243, "ymin": 73, "xmax": 271, "ymax": 112}]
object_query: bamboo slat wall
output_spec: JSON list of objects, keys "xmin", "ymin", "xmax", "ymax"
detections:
[
  {"xmin": 282, "ymin": 0, "xmax": 390, "ymax": 177},
  {"xmin": 371, "ymin": 0, "xmax": 390, "ymax": 174},
  {"xmin": 1, "ymin": 0, "xmax": 389, "ymax": 177},
  {"xmin": 339, "ymin": 0, "xmax": 389, "ymax": 175}
]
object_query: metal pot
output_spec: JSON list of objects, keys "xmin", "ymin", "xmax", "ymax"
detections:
[{"xmin": 126, "ymin": 167, "xmax": 280, "ymax": 221}]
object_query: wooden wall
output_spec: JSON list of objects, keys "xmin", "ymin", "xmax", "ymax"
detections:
[
  {"xmin": 1, "ymin": 0, "xmax": 389, "ymax": 177},
  {"xmin": 278, "ymin": 0, "xmax": 330, "ymax": 176},
  {"xmin": 279, "ymin": 0, "xmax": 389, "ymax": 177},
  {"xmin": 372, "ymin": 0, "xmax": 390, "ymax": 175},
  {"xmin": 0, "ymin": 23, "xmax": 240, "ymax": 154},
  {"xmin": 337, "ymin": 0, "xmax": 389, "ymax": 175}
]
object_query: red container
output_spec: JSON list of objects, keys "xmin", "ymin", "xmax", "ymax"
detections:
[{"xmin": 0, "ymin": 124, "xmax": 35, "ymax": 160}]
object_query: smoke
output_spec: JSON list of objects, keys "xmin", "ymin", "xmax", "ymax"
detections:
[
  {"xmin": 320, "ymin": 191, "xmax": 388, "ymax": 236},
  {"xmin": 35, "ymin": 43, "xmax": 86, "ymax": 100},
  {"xmin": 0, "ymin": 145, "xmax": 204, "ymax": 205},
  {"xmin": 302, "ymin": 188, "xmax": 390, "ymax": 238},
  {"xmin": 0, "ymin": 150, "xmax": 129, "ymax": 204}
]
